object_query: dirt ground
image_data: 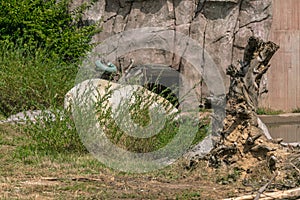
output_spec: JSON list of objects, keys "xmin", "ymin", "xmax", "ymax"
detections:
[{"xmin": 1, "ymin": 124, "xmax": 299, "ymax": 199}]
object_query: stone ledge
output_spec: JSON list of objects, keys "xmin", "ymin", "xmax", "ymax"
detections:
[{"xmin": 259, "ymin": 113, "xmax": 300, "ymax": 124}]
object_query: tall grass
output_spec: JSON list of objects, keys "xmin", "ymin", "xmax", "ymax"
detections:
[
  {"xmin": 0, "ymin": 45, "xmax": 78, "ymax": 116},
  {"xmin": 91, "ymin": 84, "xmax": 208, "ymax": 154},
  {"xmin": 0, "ymin": 45, "xmax": 87, "ymax": 156},
  {"xmin": 0, "ymin": 0, "xmax": 98, "ymax": 155},
  {"xmin": 22, "ymin": 109, "xmax": 87, "ymax": 156},
  {"xmin": 93, "ymin": 86, "xmax": 179, "ymax": 153},
  {"xmin": 0, "ymin": 0, "xmax": 100, "ymax": 116}
]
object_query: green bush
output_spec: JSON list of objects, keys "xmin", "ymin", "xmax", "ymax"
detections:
[
  {"xmin": 0, "ymin": 0, "xmax": 100, "ymax": 116},
  {"xmin": 0, "ymin": 0, "xmax": 100, "ymax": 63}
]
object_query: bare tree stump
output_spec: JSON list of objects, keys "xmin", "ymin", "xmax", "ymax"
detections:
[{"xmin": 207, "ymin": 37, "xmax": 288, "ymax": 171}]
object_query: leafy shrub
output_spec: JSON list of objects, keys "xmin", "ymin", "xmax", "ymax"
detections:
[
  {"xmin": 0, "ymin": 0, "xmax": 100, "ymax": 63},
  {"xmin": 0, "ymin": 0, "xmax": 100, "ymax": 116}
]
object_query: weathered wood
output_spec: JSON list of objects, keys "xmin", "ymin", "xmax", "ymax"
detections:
[
  {"xmin": 208, "ymin": 37, "xmax": 281, "ymax": 169},
  {"xmin": 254, "ymin": 171, "xmax": 278, "ymax": 200},
  {"xmin": 223, "ymin": 187, "xmax": 300, "ymax": 200}
]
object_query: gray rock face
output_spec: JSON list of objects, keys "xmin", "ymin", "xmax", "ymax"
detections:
[
  {"xmin": 73, "ymin": 0, "xmax": 272, "ymax": 95},
  {"xmin": 70, "ymin": 0, "xmax": 273, "ymax": 158}
]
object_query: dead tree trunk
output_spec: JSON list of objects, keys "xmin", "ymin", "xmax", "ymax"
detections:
[{"xmin": 208, "ymin": 37, "xmax": 283, "ymax": 170}]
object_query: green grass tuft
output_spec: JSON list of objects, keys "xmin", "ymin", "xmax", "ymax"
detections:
[
  {"xmin": 292, "ymin": 108, "xmax": 300, "ymax": 113},
  {"xmin": 257, "ymin": 107, "xmax": 284, "ymax": 115}
]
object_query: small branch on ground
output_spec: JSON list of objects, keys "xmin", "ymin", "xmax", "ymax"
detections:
[
  {"xmin": 223, "ymin": 187, "xmax": 300, "ymax": 200},
  {"xmin": 254, "ymin": 171, "xmax": 278, "ymax": 200}
]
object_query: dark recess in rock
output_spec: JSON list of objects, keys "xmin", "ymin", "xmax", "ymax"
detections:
[{"xmin": 201, "ymin": 1, "xmax": 237, "ymax": 20}]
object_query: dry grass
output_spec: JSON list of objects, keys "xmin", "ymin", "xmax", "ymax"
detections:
[
  {"xmin": 0, "ymin": 124, "xmax": 239, "ymax": 199},
  {"xmin": 1, "ymin": 123, "xmax": 299, "ymax": 199}
]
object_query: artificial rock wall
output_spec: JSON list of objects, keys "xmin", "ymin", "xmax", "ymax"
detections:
[{"xmin": 73, "ymin": 0, "xmax": 273, "ymax": 101}]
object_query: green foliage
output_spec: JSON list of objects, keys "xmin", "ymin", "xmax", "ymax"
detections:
[
  {"xmin": 0, "ymin": 0, "xmax": 100, "ymax": 154},
  {"xmin": 216, "ymin": 168, "xmax": 241, "ymax": 185},
  {"xmin": 0, "ymin": 0, "xmax": 100, "ymax": 116},
  {"xmin": 0, "ymin": 45, "xmax": 77, "ymax": 116},
  {"xmin": 257, "ymin": 107, "xmax": 284, "ymax": 115},
  {"xmin": 93, "ymin": 85, "xmax": 178, "ymax": 153},
  {"xmin": 176, "ymin": 191, "xmax": 201, "ymax": 199},
  {"xmin": 0, "ymin": 0, "xmax": 100, "ymax": 63},
  {"xmin": 92, "ymin": 84, "xmax": 208, "ymax": 153},
  {"xmin": 21, "ymin": 109, "xmax": 87, "ymax": 155},
  {"xmin": 292, "ymin": 108, "xmax": 300, "ymax": 113}
]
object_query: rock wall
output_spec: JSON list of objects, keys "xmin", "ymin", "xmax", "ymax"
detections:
[{"xmin": 73, "ymin": 0, "xmax": 273, "ymax": 101}]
